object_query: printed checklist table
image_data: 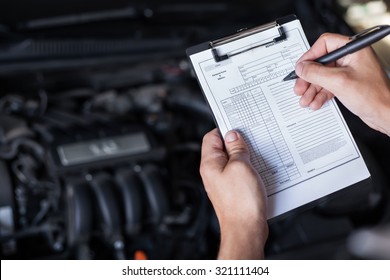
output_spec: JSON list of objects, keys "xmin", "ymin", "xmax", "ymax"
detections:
[{"xmin": 221, "ymin": 86, "xmax": 300, "ymax": 194}]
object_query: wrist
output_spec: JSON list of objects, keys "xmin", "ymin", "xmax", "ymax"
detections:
[
  {"xmin": 364, "ymin": 84, "xmax": 390, "ymax": 136},
  {"xmin": 377, "ymin": 93, "xmax": 390, "ymax": 137},
  {"xmin": 218, "ymin": 218, "xmax": 268, "ymax": 260}
]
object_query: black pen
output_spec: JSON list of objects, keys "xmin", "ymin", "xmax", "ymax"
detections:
[{"xmin": 283, "ymin": 25, "xmax": 390, "ymax": 81}]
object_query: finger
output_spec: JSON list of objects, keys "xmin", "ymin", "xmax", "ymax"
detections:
[
  {"xmin": 294, "ymin": 78, "xmax": 310, "ymax": 96},
  {"xmin": 297, "ymin": 33, "xmax": 351, "ymax": 64},
  {"xmin": 224, "ymin": 130, "xmax": 250, "ymax": 163},
  {"xmin": 299, "ymin": 83, "xmax": 321, "ymax": 107},
  {"xmin": 309, "ymin": 90, "xmax": 334, "ymax": 110},
  {"xmin": 295, "ymin": 60, "xmax": 343, "ymax": 94},
  {"xmin": 200, "ymin": 128, "xmax": 227, "ymax": 176}
]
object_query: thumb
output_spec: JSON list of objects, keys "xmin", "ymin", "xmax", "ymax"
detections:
[
  {"xmin": 296, "ymin": 61, "xmax": 342, "ymax": 94},
  {"xmin": 224, "ymin": 130, "xmax": 250, "ymax": 163}
]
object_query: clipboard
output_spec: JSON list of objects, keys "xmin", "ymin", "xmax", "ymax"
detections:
[
  {"xmin": 213, "ymin": 16, "xmax": 294, "ymax": 63},
  {"xmin": 186, "ymin": 15, "xmax": 371, "ymax": 221},
  {"xmin": 186, "ymin": 14, "xmax": 295, "ymax": 62}
]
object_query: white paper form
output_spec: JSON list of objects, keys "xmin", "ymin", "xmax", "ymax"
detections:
[{"xmin": 188, "ymin": 18, "xmax": 370, "ymax": 219}]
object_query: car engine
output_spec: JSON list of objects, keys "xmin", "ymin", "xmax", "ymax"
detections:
[{"xmin": 0, "ymin": 58, "xmax": 221, "ymax": 259}]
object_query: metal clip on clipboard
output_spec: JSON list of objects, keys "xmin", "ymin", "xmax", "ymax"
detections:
[{"xmin": 209, "ymin": 19, "xmax": 287, "ymax": 62}]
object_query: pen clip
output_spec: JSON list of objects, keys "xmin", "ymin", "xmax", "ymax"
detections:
[{"xmin": 349, "ymin": 25, "xmax": 387, "ymax": 40}]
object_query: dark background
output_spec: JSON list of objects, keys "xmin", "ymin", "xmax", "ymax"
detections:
[{"xmin": 1, "ymin": 0, "xmax": 389, "ymax": 260}]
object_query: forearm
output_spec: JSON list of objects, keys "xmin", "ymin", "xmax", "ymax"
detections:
[
  {"xmin": 377, "ymin": 107, "xmax": 390, "ymax": 137},
  {"xmin": 365, "ymin": 82, "xmax": 390, "ymax": 137},
  {"xmin": 217, "ymin": 219, "xmax": 269, "ymax": 260},
  {"xmin": 378, "ymin": 91, "xmax": 390, "ymax": 137}
]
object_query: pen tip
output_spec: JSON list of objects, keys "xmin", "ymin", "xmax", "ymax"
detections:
[{"xmin": 282, "ymin": 71, "xmax": 298, "ymax": 81}]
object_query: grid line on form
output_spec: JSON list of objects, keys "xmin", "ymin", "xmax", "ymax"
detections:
[{"xmin": 221, "ymin": 87, "xmax": 301, "ymax": 192}]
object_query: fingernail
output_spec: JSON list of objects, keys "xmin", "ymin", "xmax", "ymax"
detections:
[
  {"xmin": 225, "ymin": 131, "xmax": 238, "ymax": 143},
  {"xmin": 299, "ymin": 97, "xmax": 308, "ymax": 108}
]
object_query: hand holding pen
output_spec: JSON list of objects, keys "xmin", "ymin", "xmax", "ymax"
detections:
[
  {"xmin": 283, "ymin": 25, "xmax": 390, "ymax": 81},
  {"xmin": 290, "ymin": 30, "xmax": 390, "ymax": 136}
]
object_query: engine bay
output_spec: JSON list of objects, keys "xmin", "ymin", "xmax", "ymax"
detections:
[{"xmin": 0, "ymin": 59, "xmax": 220, "ymax": 259}]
